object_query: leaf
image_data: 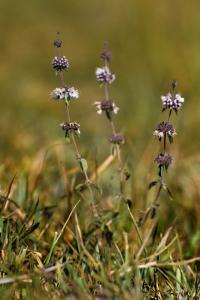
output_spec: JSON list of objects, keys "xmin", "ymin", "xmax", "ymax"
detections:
[
  {"xmin": 0, "ymin": 218, "xmax": 4, "ymax": 235},
  {"xmin": 163, "ymin": 185, "xmax": 173, "ymax": 200},
  {"xmin": 148, "ymin": 181, "xmax": 158, "ymax": 190},
  {"xmin": 75, "ymin": 183, "xmax": 87, "ymax": 192},
  {"xmin": 105, "ymin": 111, "xmax": 111, "ymax": 121},
  {"xmin": 21, "ymin": 222, "xmax": 40, "ymax": 239},
  {"xmin": 79, "ymin": 158, "xmax": 88, "ymax": 173},
  {"xmin": 15, "ymin": 173, "xmax": 28, "ymax": 205},
  {"xmin": 64, "ymin": 97, "xmax": 70, "ymax": 104},
  {"xmin": 4, "ymin": 175, "xmax": 16, "ymax": 200},
  {"xmin": 166, "ymin": 187, "xmax": 173, "ymax": 200},
  {"xmin": 168, "ymin": 134, "xmax": 173, "ymax": 144},
  {"xmin": 158, "ymin": 166, "xmax": 162, "ymax": 177},
  {"xmin": 176, "ymin": 268, "xmax": 182, "ymax": 293},
  {"xmin": 110, "ymin": 145, "xmax": 116, "ymax": 156}
]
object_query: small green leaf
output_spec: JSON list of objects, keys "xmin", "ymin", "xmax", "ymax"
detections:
[
  {"xmin": 64, "ymin": 98, "xmax": 70, "ymax": 105},
  {"xmin": 168, "ymin": 134, "xmax": 173, "ymax": 144},
  {"xmin": 166, "ymin": 187, "xmax": 173, "ymax": 200},
  {"xmin": 163, "ymin": 184, "xmax": 173, "ymax": 200},
  {"xmin": 75, "ymin": 183, "xmax": 87, "ymax": 192},
  {"xmin": 0, "ymin": 218, "xmax": 4, "ymax": 234},
  {"xmin": 79, "ymin": 158, "xmax": 88, "ymax": 173},
  {"xmin": 15, "ymin": 173, "xmax": 28, "ymax": 205},
  {"xmin": 110, "ymin": 145, "xmax": 116, "ymax": 156},
  {"xmin": 148, "ymin": 181, "xmax": 158, "ymax": 190}
]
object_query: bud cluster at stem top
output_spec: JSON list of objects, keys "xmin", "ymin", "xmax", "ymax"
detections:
[
  {"xmin": 161, "ymin": 80, "xmax": 184, "ymax": 113},
  {"xmin": 100, "ymin": 49, "xmax": 112, "ymax": 62}
]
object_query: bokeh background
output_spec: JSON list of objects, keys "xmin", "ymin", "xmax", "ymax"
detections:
[
  {"xmin": 0, "ymin": 0, "xmax": 200, "ymax": 157},
  {"xmin": 0, "ymin": 0, "xmax": 199, "ymax": 242}
]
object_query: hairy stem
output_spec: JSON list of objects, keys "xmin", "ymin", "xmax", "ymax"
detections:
[
  {"xmin": 103, "ymin": 58, "xmax": 123, "ymax": 192},
  {"xmin": 56, "ymin": 47, "xmax": 98, "ymax": 218}
]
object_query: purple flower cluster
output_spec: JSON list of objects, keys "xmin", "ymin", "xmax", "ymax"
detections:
[
  {"xmin": 60, "ymin": 122, "xmax": 80, "ymax": 137},
  {"xmin": 94, "ymin": 45, "xmax": 124, "ymax": 149},
  {"xmin": 109, "ymin": 133, "xmax": 124, "ymax": 145},
  {"xmin": 96, "ymin": 66, "xmax": 115, "ymax": 84},
  {"xmin": 51, "ymin": 86, "xmax": 79, "ymax": 101},
  {"xmin": 161, "ymin": 93, "xmax": 184, "ymax": 112},
  {"xmin": 94, "ymin": 100, "xmax": 119, "ymax": 115},
  {"xmin": 152, "ymin": 81, "xmax": 184, "ymax": 184},
  {"xmin": 155, "ymin": 153, "xmax": 173, "ymax": 170},
  {"xmin": 52, "ymin": 56, "xmax": 69, "ymax": 72},
  {"xmin": 153, "ymin": 122, "xmax": 176, "ymax": 143},
  {"xmin": 51, "ymin": 34, "xmax": 81, "ymax": 140}
]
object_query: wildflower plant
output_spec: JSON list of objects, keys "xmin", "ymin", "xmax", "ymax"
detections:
[
  {"xmin": 95, "ymin": 44, "xmax": 126, "ymax": 194},
  {"xmin": 95, "ymin": 43, "xmax": 124, "ymax": 148},
  {"xmin": 50, "ymin": 33, "xmax": 98, "ymax": 217},
  {"xmin": 149, "ymin": 80, "xmax": 184, "ymax": 213}
]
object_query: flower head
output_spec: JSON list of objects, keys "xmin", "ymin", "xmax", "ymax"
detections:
[
  {"xmin": 153, "ymin": 122, "xmax": 176, "ymax": 143},
  {"xmin": 52, "ymin": 56, "xmax": 69, "ymax": 72},
  {"xmin": 94, "ymin": 100, "xmax": 119, "ymax": 115},
  {"xmin": 60, "ymin": 122, "xmax": 80, "ymax": 137},
  {"xmin": 96, "ymin": 66, "xmax": 115, "ymax": 84},
  {"xmin": 53, "ymin": 32, "xmax": 62, "ymax": 48},
  {"xmin": 65, "ymin": 87, "xmax": 79, "ymax": 100},
  {"xmin": 51, "ymin": 86, "xmax": 79, "ymax": 101},
  {"xmin": 51, "ymin": 87, "xmax": 65, "ymax": 100},
  {"xmin": 155, "ymin": 153, "xmax": 173, "ymax": 170},
  {"xmin": 109, "ymin": 133, "xmax": 124, "ymax": 145},
  {"xmin": 100, "ymin": 49, "xmax": 112, "ymax": 62},
  {"xmin": 161, "ymin": 92, "xmax": 184, "ymax": 112}
]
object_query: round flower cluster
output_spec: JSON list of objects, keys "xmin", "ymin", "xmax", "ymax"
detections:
[
  {"xmin": 161, "ymin": 93, "xmax": 184, "ymax": 111},
  {"xmin": 153, "ymin": 122, "xmax": 176, "ymax": 142},
  {"xmin": 52, "ymin": 56, "xmax": 69, "ymax": 72},
  {"xmin": 155, "ymin": 153, "xmax": 173, "ymax": 170},
  {"xmin": 51, "ymin": 86, "xmax": 79, "ymax": 101},
  {"xmin": 96, "ymin": 66, "xmax": 115, "ymax": 84},
  {"xmin": 94, "ymin": 100, "xmax": 119, "ymax": 115},
  {"xmin": 109, "ymin": 133, "xmax": 124, "ymax": 144},
  {"xmin": 60, "ymin": 122, "xmax": 80, "ymax": 137}
]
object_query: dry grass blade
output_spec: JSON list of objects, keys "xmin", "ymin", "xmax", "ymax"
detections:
[
  {"xmin": 90, "ymin": 154, "xmax": 115, "ymax": 181},
  {"xmin": 135, "ymin": 222, "xmax": 155, "ymax": 261},
  {"xmin": 138, "ymin": 257, "xmax": 200, "ymax": 269}
]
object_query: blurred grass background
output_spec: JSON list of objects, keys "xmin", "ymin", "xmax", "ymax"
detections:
[
  {"xmin": 0, "ymin": 0, "xmax": 199, "ymax": 156},
  {"xmin": 0, "ymin": 0, "xmax": 199, "ymax": 230}
]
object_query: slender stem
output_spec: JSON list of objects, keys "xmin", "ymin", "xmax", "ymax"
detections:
[
  {"xmin": 55, "ymin": 46, "xmax": 98, "ymax": 218},
  {"xmin": 103, "ymin": 58, "xmax": 123, "ymax": 192},
  {"xmin": 74, "ymin": 211, "xmax": 98, "ymax": 268},
  {"xmin": 168, "ymin": 109, "xmax": 172, "ymax": 122},
  {"xmin": 64, "ymin": 104, "xmax": 98, "ymax": 217},
  {"xmin": 59, "ymin": 72, "xmax": 65, "ymax": 87},
  {"xmin": 127, "ymin": 204, "xmax": 147, "ymax": 254},
  {"xmin": 152, "ymin": 182, "xmax": 162, "ymax": 207},
  {"xmin": 110, "ymin": 119, "xmax": 116, "ymax": 135}
]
